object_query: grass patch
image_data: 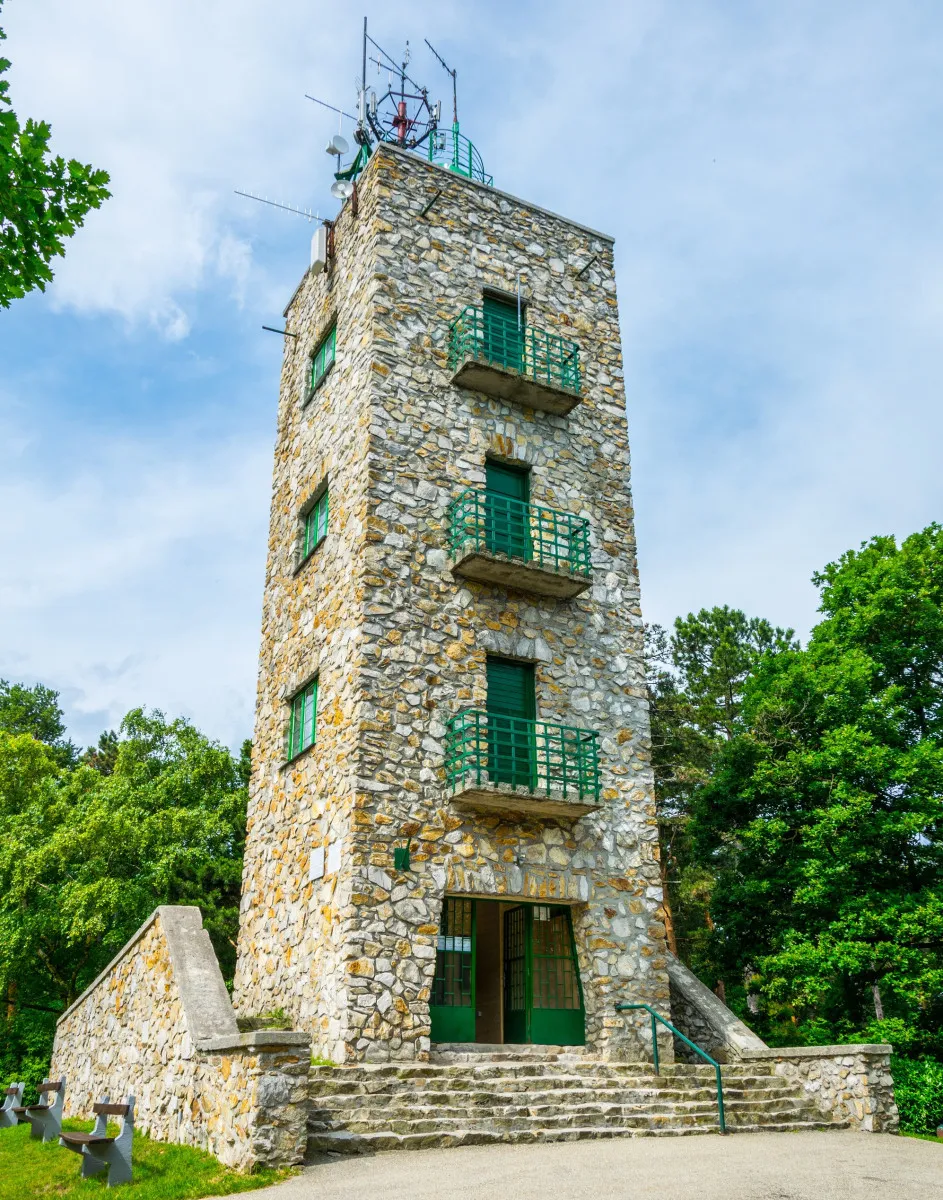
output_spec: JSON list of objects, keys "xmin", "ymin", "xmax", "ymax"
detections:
[
  {"xmin": 902, "ymin": 1131, "xmax": 943, "ymax": 1145},
  {"xmin": 0, "ymin": 1120, "xmax": 292, "ymax": 1199}
]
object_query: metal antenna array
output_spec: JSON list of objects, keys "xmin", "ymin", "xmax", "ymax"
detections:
[
  {"xmin": 234, "ymin": 190, "xmax": 320, "ymax": 223},
  {"xmin": 424, "ymin": 39, "xmax": 457, "ymax": 125}
]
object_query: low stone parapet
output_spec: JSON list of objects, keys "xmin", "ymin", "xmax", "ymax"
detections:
[
  {"xmin": 50, "ymin": 905, "xmax": 310, "ymax": 1172},
  {"xmin": 195, "ymin": 1033, "xmax": 311, "ymax": 1170},
  {"xmin": 740, "ymin": 1045, "xmax": 899, "ymax": 1133}
]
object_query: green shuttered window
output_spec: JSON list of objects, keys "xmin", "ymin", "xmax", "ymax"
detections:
[
  {"xmin": 286, "ymin": 678, "xmax": 318, "ymax": 760},
  {"xmin": 302, "ymin": 489, "xmax": 329, "ymax": 559},
  {"xmin": 310, "ymin": 324, "xmax": 336, "ymax": 393}
]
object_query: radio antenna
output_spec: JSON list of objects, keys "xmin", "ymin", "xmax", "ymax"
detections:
[
  {"xmin": 235, "ymin": 190, "xmax": 320, "ymax": 223},
  {"xmin": 425, "ymin": 38, "xmax": 457, "ymax": 124}
]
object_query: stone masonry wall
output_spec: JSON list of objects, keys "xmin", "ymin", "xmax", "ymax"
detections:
[
  {"xmin": 742, "ymin": 1046, "xmax": 899, "ymax": 1133},
  {"xmin": 233, "ymin": 143, "xmax": 670, "ymax": 1063},
  {"xmin": 232, "ymin": 171, "xmax": 382, "ymax": 1057},
  {"xmin": 51, "ymin": 906, "xmax": 310, "ymax": 1171}
]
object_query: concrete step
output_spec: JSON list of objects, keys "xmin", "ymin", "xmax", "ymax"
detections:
[
  {"xmin": 309, "ymin": 1085, "xmax": 804, "ymax": 1114},
  {"xmin": 309, "ymin": 1100, "xmax": 813, "ymax": 1135},
  {"xmin": 308, "ymin": 1063, "xmax": 783, "ymax": 1088},
  {"xmin": 307, "ymin": 1118, "xmax": 846, "ymax": 1157},
  {"xmin": 305, "ymin": 1057, "xmax": 835, "ymax": 1158}
]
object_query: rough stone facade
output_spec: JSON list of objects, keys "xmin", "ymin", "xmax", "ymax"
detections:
[
  {"xmin": 50, "ymin": 907, "xmax": 310, "ymax": 1172},
  {"xmin": 232, "ymin": 143, "xmax": 670, "ymax": 1063},
  {"xmin": 741, "ymin": 1046, "xmax": 899, "ymax": 1134}
]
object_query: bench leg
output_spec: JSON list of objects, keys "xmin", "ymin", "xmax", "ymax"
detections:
[{"xmin": 80, "ymin": 1147, "xmax": 109, "ymax": 1179}]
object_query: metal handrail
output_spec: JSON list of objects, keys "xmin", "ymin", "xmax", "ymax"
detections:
[
  {"xmin": 445, "ymin": 710, "xmax": 601, "ymax": 802},
  {"xmin": 448, "ymin": 306, "xmax": 582, "ymax": 396},
  {"xmin": 447, "ymin": 488, "xmax": 592, "ymax": 578},
  {"xmin": 614, "ymin": 1003, "xmax": 727, "ymax": 1134}
]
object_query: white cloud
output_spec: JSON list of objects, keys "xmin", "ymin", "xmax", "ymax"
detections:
[{"xmin": 2, "ymin": 0, "xmax": 943, "ymax": 749}]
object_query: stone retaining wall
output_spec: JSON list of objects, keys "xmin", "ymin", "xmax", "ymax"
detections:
[
  {"xmin": 666, "ymin": 954, "xmax": 766, "ymax": 1063},
  {"xmin": 741, "ymin": 1045, "xmax": 899, "ymax": 1133},
  {"xmin": 50, "ymin": 905, "xmax": 310, "ymax": 1171}
]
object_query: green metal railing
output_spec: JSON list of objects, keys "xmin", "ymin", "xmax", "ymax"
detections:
[
  {"xmin": 428, "ymin": 125, "xmax": 493, "ymax": 187},
  {"xmin": 445, "ymin": 711, "xmax": 600, "ymax": 802},
  {"xmin": 448, "ymin": 489, "xmax": 591, "ymax": 578},
  {"xmin": 615, "ymin": 1003, "xmax": 727, "ymax": 1135},
  {"xmin": 448, "ymin": 307, "xmax": 581, "ymax": 396}
]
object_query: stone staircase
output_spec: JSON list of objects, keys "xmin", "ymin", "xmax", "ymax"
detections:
[{"xmin": 307, "ymin": 1046, "xmax": 845, "ymax": 1156}]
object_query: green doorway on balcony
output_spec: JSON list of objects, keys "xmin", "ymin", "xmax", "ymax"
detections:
[
  {"xmin": 486, "ymin": 656, "xmax": 536, "ymax": 791},
  {"xmin": 430, "ymin": 897, "xmax": 586, "ymax": 1047},
  {"xmin": 482, "ymin": 293, "xmax": 524, "ymax": 373},
  {"xmin": 485, "ymin": 459, "xmax": 531, "ymax": 563}
]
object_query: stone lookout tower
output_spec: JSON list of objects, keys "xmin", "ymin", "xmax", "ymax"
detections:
[{"xmin": 232, "ymin": 110, "xmax": 669, "ymax": 1062}]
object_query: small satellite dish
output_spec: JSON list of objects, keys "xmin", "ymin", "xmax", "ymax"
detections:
[
  {"xmin": 325, "ymin": 134, "xmax": 350, "ymax": 157},
  {"xmin": 331, "ymin": 179, "xmax": 355, "ymax": 200}
]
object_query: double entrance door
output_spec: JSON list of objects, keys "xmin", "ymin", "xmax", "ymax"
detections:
[{"xmin": 430, "ymin": 897, "xmax": 585, "ymax": 1047}]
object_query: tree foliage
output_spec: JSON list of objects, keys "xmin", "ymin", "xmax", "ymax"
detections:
[
  {"xmin": 0, "ymin": 0, "xmax": 110, "ymax": 306},
  {"xmin": 646, "ymin": 608, "xmax": 795, "ymax": 971},
  {"xmin": 688, "ymin": 526, "xmax": 943, "ymax": 1052},
  {"xmin": 0, "ymin": 695, "xmax": 248, "ymax": 1093}
]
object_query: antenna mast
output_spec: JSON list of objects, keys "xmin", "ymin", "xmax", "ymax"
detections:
[{"xmin": 425, "ymin": 38, "xmax": 457, "ymax": 125}]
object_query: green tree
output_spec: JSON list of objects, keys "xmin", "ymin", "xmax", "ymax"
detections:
[
  {"xmin": 647, "ymin": 610, "xmax": 795, "ymax": 974},
  {"xmin": 691, "ymin": 526, "xmax": 943, "ymax": 1052},
  {"xmin": 0, "ymin": 678, "xmax": 76, "ymax": 766},
  {"xmin": 0, "ymin": 707, "xmax": 248, "ymax": 1092},
  {"xmin": 0, "ymin": 0, "xmax": 110, "ymax": 306}
]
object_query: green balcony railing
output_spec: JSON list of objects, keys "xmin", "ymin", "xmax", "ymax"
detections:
[
  {"xmin": 448, "ymin": 307, "xmax": 582, "ymax": 396},
  {"xmin": 445, "ymin": 710, "xmax": 601, "ymax": 803},
  {"xmin": 448, "ymin": 489, "xmax": 592, "ymax": 578}
]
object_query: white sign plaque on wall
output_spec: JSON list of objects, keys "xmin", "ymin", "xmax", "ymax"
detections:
[{"xmin": 309, "ymin": 845, "xmax": 325, "ymax": 881}]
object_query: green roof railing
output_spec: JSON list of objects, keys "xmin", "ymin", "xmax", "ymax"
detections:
[
  {"xmin": 448, "ymin": 489, "xmax": 591, "ymax": 578},
  {"xmin": 445, "ymin": 710, "xmax": 600, "ymax": 803},
  {"xmin": 615, "ymin": 1003, "xmax": 727, "ymax": 1135},
  {"xmin": 448, "ymin": 306, "xmax": 582, "ymax": 397},
  {"xmin": 428, "ymin": 125, "xmax": 493, "ymax": 187}
]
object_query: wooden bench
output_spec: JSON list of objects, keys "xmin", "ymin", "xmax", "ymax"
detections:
[
  {"xmin": 0, "ymin": 1083, "xmax": 24, "ymax": 1129},
  {"xmin": 12, "ymin": 1077, "xmax": 66, "ymax": 1142},
  {"xmin": 60, "ymin": 1095, "xmax": 135, "ymax": 1187}
]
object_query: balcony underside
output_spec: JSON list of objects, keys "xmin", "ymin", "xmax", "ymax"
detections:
[
  {"xmin": 450, "ymin": 549, "xmax": 591, "ymax": 598},
  {"xmin": 451, "ymin": 780, "xmax": 600, "ymax": 820},
  {"xmin": 451, "ymin": 358, "xmax": 582, "ymax": 416}
]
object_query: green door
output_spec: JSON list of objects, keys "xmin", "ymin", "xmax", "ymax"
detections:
[
  {"xmin": 482, "ymin": 294, "xmax": 523, "ymax": 372},
  {"xmin": 485, "ymin": 459, "xmax": 531, "ymax": 562},
  {"xmin": 430, "ymin": 897, "xmax": 476, "ymax": 1043},
  {"xmin": 486, "ymin": 656, "xmax": 536, "ymax": 789},
  {"xmin": 502, "ymin": 905, "xmax": 585, "ymax": 1046},
  {"xmin": 530, "ymin": 905, "xmax": 586, "ymax": 1046}
]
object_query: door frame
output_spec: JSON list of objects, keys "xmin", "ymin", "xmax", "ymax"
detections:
[{"xmin": 429, "ymin": 895, "xmax": 586, "ymax": 1047}]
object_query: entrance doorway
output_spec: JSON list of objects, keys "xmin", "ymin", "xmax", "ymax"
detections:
[{"xmin": 429, "ymin": 897, "xmax": 586, "ymax": 1046}]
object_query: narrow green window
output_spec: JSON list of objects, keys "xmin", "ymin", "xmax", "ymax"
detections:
[
  {"xmin": 286, "ymin": 678, "xmax": 318, "ymax": 760},
  {"xmin": 309, "ymin": 324, "xmax": 336, "ymax": 392},
  {"xmin": 302, "ymin": 489, "xmax": 329, "ymax": 559}
]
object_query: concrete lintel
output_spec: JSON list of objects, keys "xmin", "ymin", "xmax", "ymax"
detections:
[
  {"xmin": 451, "ymin": 551, "xmax": 591, "ymax": 598},
  {"xmin": 742, "ymin": 1044, "xmax": 893, "ymax": 1060},
  {"xmin": 196, "ymin": 1032, "xmax": 312, "ymax": 1054}
]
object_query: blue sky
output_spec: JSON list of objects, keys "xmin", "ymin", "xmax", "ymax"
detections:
[{"xmin": 2, "ymin": 0, "xmax": 943, "ymax": 751}]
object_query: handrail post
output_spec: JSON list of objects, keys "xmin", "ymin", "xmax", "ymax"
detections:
[{"xmin": 615, "ymin": 1002, "xmax": 726, "ymax": 1135}]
